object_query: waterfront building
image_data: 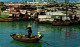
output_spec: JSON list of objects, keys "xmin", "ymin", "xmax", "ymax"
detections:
[{"xmin": 26, "ymin": 0, "xmax": 54, "ymax": 4}]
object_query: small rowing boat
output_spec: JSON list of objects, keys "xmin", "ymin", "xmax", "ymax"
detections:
[{"xmin": 10, "ymin": 33, "xmax": 43, "ymax": 43}]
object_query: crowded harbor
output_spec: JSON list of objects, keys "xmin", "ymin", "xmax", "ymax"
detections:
[
  {"xmin": 0, "ymin": 0, "xmax": 80, "ymax": 47},
  {"xmin": 0, "ymin": 1, "xmax": 80, "ymax": 26}
]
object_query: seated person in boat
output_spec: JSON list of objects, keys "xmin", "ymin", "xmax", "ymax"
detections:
[
  {"xmin": 37, "ymin": 32, "xmax": 41, "ymax": 37},
  {"xmin": 26, "ymin": 25, "xmax": 32, "ymax": 38}
]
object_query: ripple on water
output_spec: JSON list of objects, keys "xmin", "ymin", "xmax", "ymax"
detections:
[{"xmin": 0, "ymin": 21, "xmax": 80, "ymax": 47}]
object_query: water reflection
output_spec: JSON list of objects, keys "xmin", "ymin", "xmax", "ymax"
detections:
[
  {"xmin": 35, "ymin": 23, "xmax": 80, "ymax": 47},
  {"xmin": 10, "ymin": 40, "xmax": 43, "ymax": 47},
  {"xmin": 0, "ymin": 21, "xmax": 80, "ymax": 47}
]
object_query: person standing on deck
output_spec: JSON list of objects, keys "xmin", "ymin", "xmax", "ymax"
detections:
[{"xmin": 26, "ymin": 25, "xmax": 32, "ymax": 38}]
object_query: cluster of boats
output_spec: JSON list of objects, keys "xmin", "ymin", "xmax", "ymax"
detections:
[
  {"xmin": 0, "ymin": 4, "xmax": 37, "ymax": 21},
  {"xmin": 34, "ymin": 4, "xmax": 80, "ymax": 26},
  {"xmin": 0, "ymin": 3, "xmax": 80, "ymax": 26}
]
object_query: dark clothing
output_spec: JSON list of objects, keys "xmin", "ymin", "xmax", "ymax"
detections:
[
  {"xmin": 28, "ymin": 33, "xmax": 31, "ymax": 38},
  {"xmin": 74, "ymin": 15, "xmax": 77, "ymax": 20},
  {"xmin": 27, "ymin": 27, "xmax": 32, "ymax": 38},
  {"xmin": 19, "ymin": 13, "xmax": 25, "ymax": 19},
  {"xmin": 27, "ymin": 27, "xmax": 32, "ymax": 33},
  {"xmin": 60, "ymin": 16, "xmax": 62, "ymax": 21}
]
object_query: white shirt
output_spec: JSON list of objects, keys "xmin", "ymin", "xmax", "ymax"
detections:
[{"xmin": 38, "ymin": 34, "xmax": 41, "ymax": 37}]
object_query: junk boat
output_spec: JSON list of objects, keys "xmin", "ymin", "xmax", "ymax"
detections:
[{"xmin": 10, "ymin": 33, "xmax": 43, "ymax": 43}]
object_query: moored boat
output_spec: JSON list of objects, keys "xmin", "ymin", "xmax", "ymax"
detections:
[
  {"xmin": 52, "ymin": 21, "xmax": 70, "ymax": 26},
  {"xmin": 10, "ymin": 33, "xmax": 43, "ymax": 43}
]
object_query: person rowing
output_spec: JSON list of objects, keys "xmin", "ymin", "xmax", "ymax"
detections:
[{"xmin": 26, "ymin": 25, "xmax": 32, "ymax": 38}]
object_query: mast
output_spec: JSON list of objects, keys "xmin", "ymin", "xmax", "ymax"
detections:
[
  {"xmin": 0, "ymin": 0, "xmax": 1, "ymax": 2},
  {"xmin": 65, "ymin": 0, "xmax": 68, "ymax": 16},
  {"xmin": 46, "ymin": 0, "xmax": 48, "ymax": 3},
  {"xmin": 33, "ymin": 0, "xmax": 35, "ymax": 2},
  {"xmin": 35, "ymin": 0, "xmax": 37, "ymax": 2},
  {"xmin": 0, "ymin": 0, "xmax": 1, "ymax": 16}
]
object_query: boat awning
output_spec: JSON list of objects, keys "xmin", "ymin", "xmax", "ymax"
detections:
[
  {"xmin": 46, "ymin": 11, "xmax": 66, "ymax": 16},
  {"xmin": 20, "ymin": 10, "xmax": 26, "ymax": 14},
  {"xmin": 38, "ymin": 15, "xmax": 52, "ymax": 18}
]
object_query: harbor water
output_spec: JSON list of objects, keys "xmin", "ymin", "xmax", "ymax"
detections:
[{"xmin": 0, "ymin": 21, "xmax": 80, "ymax": 47}]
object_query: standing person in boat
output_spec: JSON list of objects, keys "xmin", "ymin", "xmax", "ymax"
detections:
[{"xmin": 26, "ymin": 25, "xmax": 32, "ymax": 38}]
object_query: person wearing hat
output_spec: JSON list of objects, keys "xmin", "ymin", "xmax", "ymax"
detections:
[
  {"xmin": 37, "ymin": 32, "xmax": 41, "ymax": 37},
  {"xmin": 26, "ymin": 25, "xmax": 32, "ymax": 38}
]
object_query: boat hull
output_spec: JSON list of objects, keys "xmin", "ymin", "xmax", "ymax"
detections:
[
  {"xmin": 10, "ymin": 33, "xmax": 43, "ymax": 43},
  {"xmin": 52, "ymin": 21, "xmax": 70, "ymax": 26}
]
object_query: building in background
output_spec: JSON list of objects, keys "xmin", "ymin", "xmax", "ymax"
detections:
[{"xmin": 26, "ymin": 0, "xmax": 55, "ymax": 4}]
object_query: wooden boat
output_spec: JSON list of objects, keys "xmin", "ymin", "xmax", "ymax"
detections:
[
  {"xmin": 10, "ymin": 33, "xmax": 43, "ymax": 43},
  {"xmin": 52, "ymin": 21, "xmax": 70, "ymax": 26},
  {"xmin": 70, "ymin": 20, "xmax": 79, "ymax": 25}
]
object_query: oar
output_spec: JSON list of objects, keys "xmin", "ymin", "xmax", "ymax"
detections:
[
  {"xmin": 24, "ymin": 29, "xmax": 28, "ymax": 32},
  {"xmin": 24, "ymin": 29, "xmax": 26, "ymax": 30},
  {"xmin": 41, "ymin": 40, "xmax": 50, "ymax": 45}
]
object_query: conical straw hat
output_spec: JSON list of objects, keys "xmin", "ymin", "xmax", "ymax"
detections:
[
  {"xmin": 37, "ymin": 32, "xmax": 41, "ymax": 34},
  {"xmin": 28, "ymin": 25, "xmax": 32, "ymax": 27}
]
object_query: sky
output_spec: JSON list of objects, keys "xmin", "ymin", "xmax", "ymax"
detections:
[{"xmin": 1, "ymin": 0, "xmax": 79, "ymax": 2}]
